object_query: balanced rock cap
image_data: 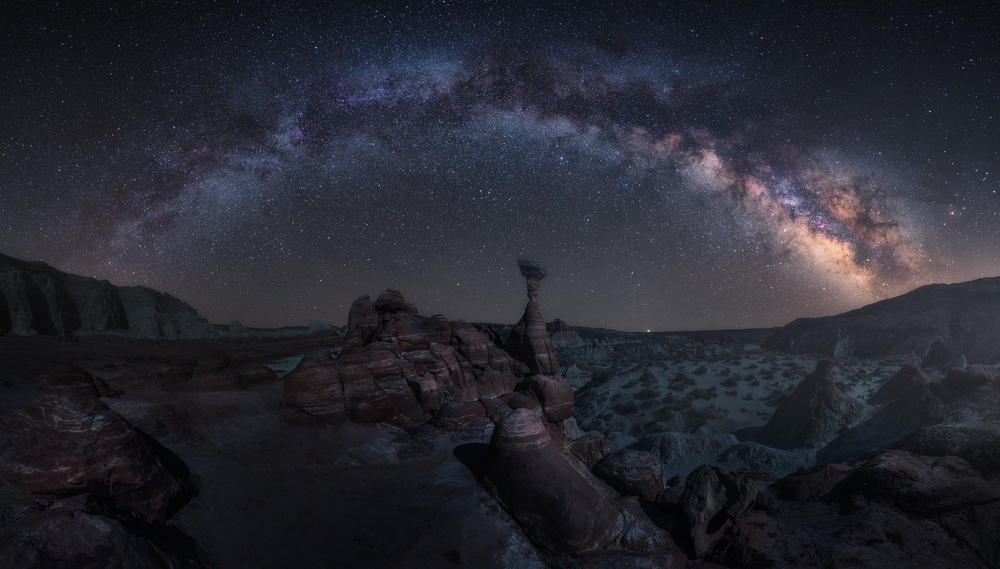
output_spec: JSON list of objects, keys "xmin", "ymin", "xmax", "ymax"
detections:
[{"xmin": 517, "ymin": 259, "xmax": 546, "ymax": 281}]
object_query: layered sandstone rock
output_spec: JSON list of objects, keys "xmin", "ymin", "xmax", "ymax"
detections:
[
  {"xmin": 0, "ymin": 395, "xmax": 194, "ymax": 521},
  {"xmin": 593, "ymin": 449, "xmax": 664, "ymax": 502},
  {"xmin": 282, "ymin": 348, "xmax": 348, "ymax": 425}
]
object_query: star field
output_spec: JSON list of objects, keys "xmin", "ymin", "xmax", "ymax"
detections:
[{"xmin": 3, "ymin": 1, "xmax": 999, "ymax": 331}]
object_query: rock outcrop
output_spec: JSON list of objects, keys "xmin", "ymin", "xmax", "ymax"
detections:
[
  {"xmin": 0, "ymin": 394, "xmax": 195, "ymax": 521},
  {"xmin": 593, "ymin": 449, "xmax": 664, "ymax": 502},
  {"xmin": 679, "ymin": 464, "xmax": 757, "ymax": 558},
  {"xmin": 712, "ymin": 451, "xmax": 1000, "ymax": 569},
  {"xmin": 282, "ymin": 348, "xmax": 348, "ymax": 425},
  {"xmin": 547, "ymin": 318, "xmax": 584, "ymax": 349},
  {"xmin": 751, "ymin": 360, "xmax": 866, "ymax": 449},
  {"xmin": 894, "ymin": 426, "xmax": 1000, "ymax": 476},
  {"xmin": 763, "ymin": 276, "xmax": 1000, "ymax": 363},
  {"xmin": 0, "ymin": 253, "xmax": 216, "ymax": 339},
  {"xmin": 0, "ymin": 492, "xmax": 211, "ymax": 569}
]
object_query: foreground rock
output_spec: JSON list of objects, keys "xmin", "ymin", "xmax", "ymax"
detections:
[
  {"xmin": 679, "ymin": 465, "xmax": 756, "ymax": 558},
  {"xmin": 0, "ymin": 394, "xmax": 194, "ymax": 521},
  {"xmin": 482, "ymin": 409, "xmax": 679, "ymax": 563},
  {"xmin": 710, "ymin": 451, "xmax": 1000, "ymax": 568},
  {"xmin": 0, "ymin": 491, "xmax": 212, "ymax": 569},
  {"xmin": 282, "ymin": 348, "xmax": 348, "ymax": 425}
]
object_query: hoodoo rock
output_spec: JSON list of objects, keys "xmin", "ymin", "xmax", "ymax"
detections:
[
  {"xmin": 0, "ymin": 395, "xmax": 194, "ymax": 521},
  {"xmin": 751, "ymin": 360, "xmax": 865, "ymax": 449},
  {"xmin": 482, "ymin": 409, "xmax": 625, "ymax": 555},
  {"xmin": 504, "ymin": 259, "xmax": 559, "ymax": 376},
  {"xmin": 282, "ymin": 348, "xmax": 348, "ymax": 425}
]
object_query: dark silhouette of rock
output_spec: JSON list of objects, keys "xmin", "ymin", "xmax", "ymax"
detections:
[
  {"xmin": 482, "ymin": 409, "xmax": 624, "ymax": 555},
  {"xmin": 819, "ymin": 366, "xmax": 946, "ymax": 464},
  {"xmin": 763, "ymin": 276, "xmax": 1000, "ymax": 363},
  {"xmin": 712, "ymin": 451, "xmax": 1000, "ymax": 569},
  {"xmin": 752, "ymin": 360, "xmax": 866, "ymax": 449},
  {"xmin": 547, "ymin": 318, "xmax": 584, "ymax": 349},
  {"xmin": 32, "ymin": 363, "xmax": 115, "ymax": 398},
  {"xmin": 0, "ymin": 253, "xmax": 216, "ymax": 339},
  {"xmin": 770, "ymin": 463, "xmax": 853, "ymax": 503},
  {"xmin": 434, "ymin": 400, "xmax": 488, "ymax": 432},
  {"xmin": 0, "ymin": 493, "xmax": 212, "ymax": 569},
  {"xmin": 894, "ymin": 426, "xmax": 1000, "ymax": 476},
  {"xmin": 593, "ymin": 449, "xmax": 664, "ymax": 502},
  {"xmin": 188, "ymin": 349, "xmax": 244, "ymax": 391},
  {"xmin": 282, "ymin": 348, "xmax": 348, "ymax": 425},
  {"xmin": 868, "ymin": 364, "xmax": 934, "ymax": 405},
  {"xmin": 939, "ymin": 365, "xmax": 998, "ymax": 400},
  {"xmin": 679, "ymin": 464, "xmax": 757, "ymax": 558},
  {"xmin": 0, "ymin": 395, "xmax": 194, "ymax": 521}
]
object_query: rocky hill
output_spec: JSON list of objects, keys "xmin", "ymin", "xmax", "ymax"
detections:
[
  {"xmin": 0, "ymin": 253, "xmax": 216, "ymax": 339},
  {"xmin": 763, "ymin": 276, "xmax": 1000, "ymax": 364}
]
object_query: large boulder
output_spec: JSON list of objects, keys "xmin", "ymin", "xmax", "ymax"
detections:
[
  {"xmin": 282, "ymin": 348, "xmax": 348, "ymax": 425},
  {"xmin": 0, "ymin": 395, "xmax": 194, "ymax": 521},
  {"xmin": 482, "ymin": 409, "xmax": 625, "ymax": 555},
  {"xmin": 894, "ymin": 426, "xmax": 1000, "ymax": 475},
  {"xmin": 679, "ymin": 464, "xmax": 757, "ymax": 558}
]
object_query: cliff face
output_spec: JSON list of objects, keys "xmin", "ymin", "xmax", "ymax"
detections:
[
  {"xmin": 0, "ymin": 253, "xmax": 215, "ymax": 339},
  {"xmin": 763, "ymin": 276, "xmax": 1000, "ymax": 363}
]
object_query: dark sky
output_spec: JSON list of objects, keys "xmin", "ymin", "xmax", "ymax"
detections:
[{"xmin": 3, "ymin": 1, "xmax": 999, "ymax": 331}]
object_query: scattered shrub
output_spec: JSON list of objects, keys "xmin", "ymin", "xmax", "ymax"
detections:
[{"xmin": 693, "ymin": 365, "xmax": 709, "ymax": 375}]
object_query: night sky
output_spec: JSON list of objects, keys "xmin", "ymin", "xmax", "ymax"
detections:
[{"xmin": 3, "ymin": 1, "xmax": 999, "ymax": 331}]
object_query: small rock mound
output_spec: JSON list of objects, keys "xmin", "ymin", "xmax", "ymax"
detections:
[
  {"xmin": 868, "ymin": 364, "xmax": 933, "ymax": 405},
  {"xmin": 752, "ymin": 360, "xmax": 865, "ymax": 449}
]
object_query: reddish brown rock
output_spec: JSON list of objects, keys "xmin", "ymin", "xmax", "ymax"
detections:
[
  {"xmin": 482, "ymin": 409, "xmax": 625, "ymax": 556},
  {"xmin": 569, "ymin": 435, "xmax": 614, "ymax": 470},
  {"xmin": 770, "ymin": 463, "xmax": 853, "ymax": 503},
  {"xmin": 0, "ymin": 395, "xmax": 193, "ymax": 521},
  {"xmin": 373, "ymin": 289, "xmax": 407, "ymax": 313},
  {"xmin": 0, "ymin": 494, "xmax": 212, "ymax": 569},
  {"xmin": 525, "ymin": 375, "xmax": 575, "ymax": 422},
  {"xmin": 376, "ymin": 313, "xmax": 451, "ymax": 351},
  {"xmin": 282, "ymin": 348, "xmax": 347, "ymax": 426},
  {"xmin": 434, "ymin": 400, "xmax": 488, "ymax": 432},
  {"xmin": 406, "ymin": 375, "xmax": 443, "ymax": 413},
  {"xmin": 594, "ymin": 449, "xmax": 664, "ymax": 503},
  {"xmin": 32, "ymin": 363, "xmax": 121, "ymax": 398},
  {"xmin": 679, "ymin": 464, "xmax": 757, "ymax": 558}
]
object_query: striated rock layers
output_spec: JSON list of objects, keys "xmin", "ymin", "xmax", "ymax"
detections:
[
  {"xmin": 285, "ymin": 289, "xmax": 529, "ymax": 428},
  {"xmin": 0, "ymin": 394, "xmax": 195, "ymax": 522},
  {"xmin": 0, "ymin": 252, "xmax": 215, "ymax": 339},
  {"xmin": 482, "ymin": 409, "xmax": 677, "ymax": 560},
  {"xmin": 504, "ymin": 259, "xmax": 559, "ymax": 376},
  {"xmin": 751, "ymin": 360, "xmax": 866, "ymax": 449},
  {"xmin": 763, "ymin": 275, "xmax": 1000, "ymax": 363}
]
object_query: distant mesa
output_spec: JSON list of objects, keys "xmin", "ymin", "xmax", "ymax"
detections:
[
  {"xmin": 0, "ymin": 252, "xmax": 214, "ymax": 339},
  {"xmin": 764, "ymin": 276, "xmax": 1000, "ymax": 364}
]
